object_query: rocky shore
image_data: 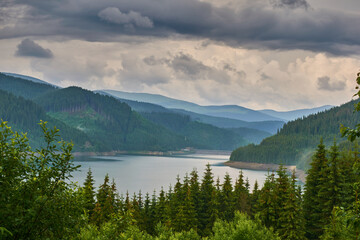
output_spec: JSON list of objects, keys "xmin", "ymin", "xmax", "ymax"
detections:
[{"xmin": 224, "ymin": 161, "xmax": 307, "ymax": 183}]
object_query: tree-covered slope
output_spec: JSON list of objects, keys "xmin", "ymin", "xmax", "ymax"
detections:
[
  {"xmin": 230, "ymin": 99, "xmax": 360, "ymax": 166},
  {"xmin": 34, "ymin": 87, "xmax": 188, "ymax": 151},
  {"xmin": 141, "ymin": 112, "xmax": 248, "ymax": 150},
  {"xmin": 99, "ymin": 92, "xmax": 279, "ymax": 144},
  {"xmin": 0, "ymin": 72, "xmax": 58, "ymax": 99},
  {"xmin": 0, "ymin": 89, "xmax": 94, "ymax": 150}
]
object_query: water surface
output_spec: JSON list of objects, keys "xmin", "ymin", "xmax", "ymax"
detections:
[{"xmin": 71, "ymin": 154, "xmax": 270, "ymax": 195}]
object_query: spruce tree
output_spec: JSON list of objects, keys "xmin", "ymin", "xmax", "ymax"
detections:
[
  {"xmin": 304, "ymin": 139, "xmax": 328, "ymax": 239},
  {"xmin": 190, "ymin": 169, "xmax": 201, "ymax": 225},
  {"xmin": 219, "ymin": 173, "xmax": 234, "ymax": 221},
  {"xmin": 319, "ymin": 141, "xmax": 343, "ymax": 227},
  {"xmin": 234, "ymin": 170, "xmax": 250, "ymax": 215},
  {"xmin": 250, "ymin": 180, "xmax": 260, "ymax": 217},
  {"xmin": 278, "ymin": 170, "xmax": 306, "ymax": 240},
  {"xmin": 199, "ymin": 163, "xmax": 216, "ymax": 236},
  {"xmin": 83, "ymin": 168, "xmax": 96, "ymax": 218},
  {"xmin": 258, "ymin": 171, "xmax": 277, "ymax": 228}
]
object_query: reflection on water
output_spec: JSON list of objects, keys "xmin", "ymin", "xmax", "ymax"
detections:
[{"xmin": 70, "ymin": 154, "xmax": 269, "ymax": 195}]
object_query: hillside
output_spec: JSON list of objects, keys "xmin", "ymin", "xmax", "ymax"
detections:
[
  {"xmin": 34, "ymin": 87, "xmax": 190, "ymax": 151},
  {"xmin": 230, "ymin": 99, "xmax": 359, "ymax": 167},
  {"xmin": 0, "ymin": 89, "xmax": 94, "ymax": 150},
  {"xmin": 0, "ymin": 73, "xmax": 248, "ymax": 151},
  {"xmin": 0, "ymin": 72, "xmax": 58, "ymax": 99},
  {"xmin": 1, "ymin": 72, "xmax": 58, "ymax": 87},
  {"xmin": 99, "ymin": 90, "xmax": 276, "ymax": 144},
  {"xmin": 141, "ymin": 112, "xmax": 247, "ymax": 150}
]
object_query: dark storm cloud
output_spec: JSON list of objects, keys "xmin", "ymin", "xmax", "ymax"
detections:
[
  {"xmin": 270, "ymin": 0, "xmax": 310, "ymax": 9},
  {"xmin": 15, "ymin": 38, "xmax": 53, "ymax": 58},
  {"xmin": 2, "ymin": 0, "xmax": 360, "ymax": 55},
  {"xmin": 317, "ymin": 76, "xmax": 346, "ymax": 91},
  {"xmin": 98, "ymin": 7, "xmax": 153, "ymax": 28},
  {"xmin": 143, "ymin": 53, "xmax": 230, "ymax": 82}
]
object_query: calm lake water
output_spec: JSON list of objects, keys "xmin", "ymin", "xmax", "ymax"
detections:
[{"xmin": 70, "ymin": 154, "xmax": 270, "ymax": 195}]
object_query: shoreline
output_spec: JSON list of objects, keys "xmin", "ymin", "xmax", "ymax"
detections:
[
  {"xmin": 224, "ymin": 161, "xmax": 307, "ymax": 183},
  {"xmin": 72, "ymin": 149, "xmax": 232, "ymax": 157}
]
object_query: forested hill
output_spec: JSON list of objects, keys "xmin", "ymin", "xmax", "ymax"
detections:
[
  {"xmin": 0, "ymin": 74, "xmax": 249, "ymax": 151},
  {"xmin": 0, "ymin": 89, "xmax": 94, "ymax": 150},
  {"xmin": 34, "ymin": 87, "xmax": 189, "ymax": 151},
  {"xmin": 141, "ymin": 112, "xmax": 247, "ymax": 150},
  {"xmin": 230, "ymin": 100, "xmax": 360, "ymax": 167},
  {"xmin": 0, "ymin": 72, "xmax": 57, "ymax": 99}
]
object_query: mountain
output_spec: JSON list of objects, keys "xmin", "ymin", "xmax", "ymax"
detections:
[
  {"xmin": 230, "ymin": 100, "xmax": 359, "ymax": 168},
  {"xmin": 1, "ymin": 72, "xmax": 58, "ymax": 87},
  {"xmin": 0, "ymin": 72, "xmax": 58, "ymax": 99},
  {"xmin": 33, "ymin": 87, "xmax": 191, "ymax": 151},
  {"xmin": 171, "ymin": 108, "xmax": 283, "ymax": 134},
  {"xmin": 96, "ymin": 90, "xmax": 172, "ymax": 113},
  {"xmin": 0, "ymin": 73, "xmax": 250, "ymax": 151},
  {"xmin": 100, "ymin": 90, "xmax": 285, "ymax": 122},
  {"xmin": 0, "ymin": 89, "xmax": 94, "ymax": 150},
  {"xmin": 259, "ymin": 105, "xmax": 334, "ymax": 122},
  {"xmin": 140, "ymin": 111, "xmax": 247, "ymax": 150},
  {"xmin": 98, "ymin": 91, "xmax": 279, "ymax": 143}
]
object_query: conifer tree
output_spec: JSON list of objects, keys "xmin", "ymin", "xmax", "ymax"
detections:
[
  {"xmin": 319, "ymin": 141, "xmax": 343, "ymax": 227},
  {"xmin": 83, "ymin": 168, "xmax": 96, "ymax": 218},
  {"xmin": 220, "ymin": 173, "xmax": 234, "ymax": 221},
  {"xmin": 132, "ymin": 192, "xmax": 142, "ymax": 227},
  {"xmin": 278, "ymin": 170, "xmax": 306, "ymax": 240},
  {"xmin": 274, "ymin": 165, "xmax": 291, "ymax": 234},
  {"xmin": 142, "ymin": 192, "xmax": 153, "ymax": 234},
  {"xmin": 156, "ymin": 187, "xmax": 168, "ymax": 225},
  {"xmin": 258, "ymin": 171, "xmax": 277, "ymax": 228},
  {"xmin": 190, "ymin": 169, "xmax": 201, "ymax": 223},
  {"xmin": 250, "ymin": 180, "xmax": 260, "ymax": 217},
  {"xmin": 234, "ymin": 170, "xmax": 250, "ymax": 215},
  {"xmin": 304, "ymin": 139, "xmax": 328, "ymax": 239},
  {"xmin": 199, "ymin": 163, "xmax": 216, "ymax": 236}
]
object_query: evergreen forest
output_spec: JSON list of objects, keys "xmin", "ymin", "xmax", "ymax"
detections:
[
  {"xmin": 230, "ymin": 99, "xmax": 360, "ymax": 167},
  {"xmin": 0, "ymin": 73, "xmax": 249, "ymax": 151},
  {"xmin": 2, "ymin": 118, "xmax": 360, "ymax": 239}
]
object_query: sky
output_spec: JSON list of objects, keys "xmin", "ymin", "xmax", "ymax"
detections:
[{"xmin": 1, "ymin": 0, "xmax": 360, "ymax": 111}]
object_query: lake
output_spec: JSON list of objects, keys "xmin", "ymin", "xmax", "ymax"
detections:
[{"xmin": 71, "ymin": 154, "xmax": 270, "ymax": 195}]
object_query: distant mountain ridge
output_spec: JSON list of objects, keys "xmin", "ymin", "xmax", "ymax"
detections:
[
  {"xmin": 1, "ymin": 72, "xmax": 59, "ymax": 87},
  {"xmin": 259, "ymin": 105, "xmax": 334, "ymax": 122},
  {"xmin": 100, "ymin": 90, "xmax": 285, "ymax": 122}
]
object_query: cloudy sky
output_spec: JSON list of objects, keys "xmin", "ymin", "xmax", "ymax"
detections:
[{"xmin": 1, "ymin": 0, "xmax": 360, "ymax": 110}]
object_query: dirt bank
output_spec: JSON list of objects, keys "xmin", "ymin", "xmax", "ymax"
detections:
[{"xmin": 224, "ymin": 161, "xmax": 307, "ymax": 183}]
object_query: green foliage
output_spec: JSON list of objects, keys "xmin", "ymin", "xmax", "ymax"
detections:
[
  {"xmin": 83, "ymin": 168, "xmax": 96, "ymax": 217},
  {"xmin": 35, "ymin": 87, "xmax": 188, "ymax": 151},
  {"xmin": 0, "ymin": 89, "xmax": 94, "ymax": 151},
  {"xmin": 142, "ymin": 111, "xmax": 248, "ymax": 150},
  {"xmin": 210, "ymin": 212, "xmax": 280, "ymax": 240},
  {"xmin": 231, "ymin": 98, "xmax": 360, "ymax": 165},
  {"xmin": 0, "ymin": 120, "xmax": 85, "ymax": 239},
  {"xmin": 320, "ymin": 207, "xmax": 356, "ymax": 240}
]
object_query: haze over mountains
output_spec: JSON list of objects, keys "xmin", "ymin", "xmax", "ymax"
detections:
[
  {"xmin": 101, "ymin": 90, "xmax": 332, "ymax": 123},
  {"xmin": 0, "ymin": 72, "xmax": 338, "ymax": 156}
]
